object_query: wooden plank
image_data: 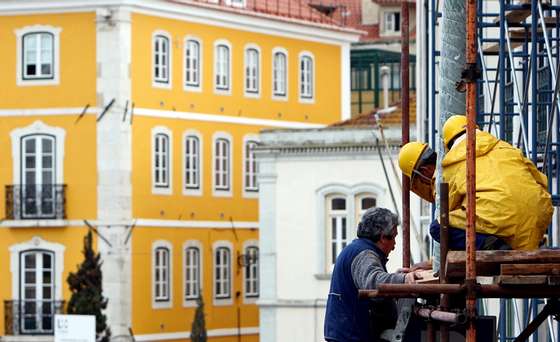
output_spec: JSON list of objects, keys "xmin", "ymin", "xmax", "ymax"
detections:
[
  {"xmin": 494, "ymin": 9, "xmax": 530, "ymax": 24},
  {"xmin": 499, "ymin": 275, "xmax": 548, "ymax": 286},
  {"xmin": 446, "ymin": 250, "xmax": 560, "ymax": 277},
  {"xmin": 415, "ymin": 269, "xmax": 439, "ymax": 284},
  {"xmin": 484, "ymin": 41, "xmax": 523, "ymax": 53},
  {"xmin": 501, "ymin": 263, "xmax": 560, "ymax": 275}
]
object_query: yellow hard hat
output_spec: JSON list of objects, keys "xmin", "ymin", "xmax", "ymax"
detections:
[
  {"xmin": 399, "ymin": 142, "xmax": 428, "ymax": 178},
  {"xmin": 442, "ymin": 115, "xmax": 468, "ymax": 149}
]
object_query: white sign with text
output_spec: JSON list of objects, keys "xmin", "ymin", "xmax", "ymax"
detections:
[{"xmin": 55, "ymin": 314, "xmax": 95, "ymax": 342}]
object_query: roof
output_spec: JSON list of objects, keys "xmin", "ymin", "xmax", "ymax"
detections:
[
  {"xmin": 166, "ymin": 0, "xmax": 357, "ymax": 28},
  {"xmin": 329, "ymin": 97, "xmax": 417, "ymax": 128}
]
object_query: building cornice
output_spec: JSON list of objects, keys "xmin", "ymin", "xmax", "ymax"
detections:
[{"xmin": 0, "ymin": 0, "xmax": 361, "ymax": 45}]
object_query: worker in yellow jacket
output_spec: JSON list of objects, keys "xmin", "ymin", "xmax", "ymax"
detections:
[{"xmin": 399, "ymin": 115, "xmax": 553, "ymax": 250}]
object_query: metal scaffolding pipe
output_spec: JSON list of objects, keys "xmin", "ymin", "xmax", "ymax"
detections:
[
  {"xmin": 358, "ymin": 284, "xmax": 464, "ymax": 298},
  {"xmin": 359, "ymin": 284, "xmax": 560, "ymax": 298},
  {"xmin": 401, "ymin": 0, "xmax": 411, "ymax": 269},
  {"xmin": 440, "ymin": 182, "xmax": 450, "ymax": 342},
  {"xmin": 415, "ymin": 307, "xmax": 467, "ymax": 324}
]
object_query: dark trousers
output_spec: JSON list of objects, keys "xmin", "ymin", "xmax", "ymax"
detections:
[{"xmin": 430, "ymin": 220, "xmax": 511, "ymax": 250}]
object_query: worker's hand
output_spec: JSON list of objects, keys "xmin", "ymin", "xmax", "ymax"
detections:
[
  {"xmin": 404, "ymin": 271, "xmax": 423, "ymax": 284},
  {"xmin": 396, "ymin": 267, "xmax": 411, "ymax": 273},
  {"xmin": 410, "ymin": 259, "xmax": 433, "ymax": 271}
]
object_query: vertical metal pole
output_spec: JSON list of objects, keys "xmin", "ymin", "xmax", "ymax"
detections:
[
  {"xmin": 427, "ymin": 320, "xmax": 436, "ymax": 342},
  {"xmin": 465, "ymin": 0, "xmax": 477, "ymax": 340},
  {"xmin": 401, "ymin": 0, "xmax": 411, "ymax": 268},
  {"xmin": 440, "ymin": 182, "xmax": 450, "ymax": 342},
  {"xmin": 498, "ymin": 0, "xmax": 505, "ymax": 140}
]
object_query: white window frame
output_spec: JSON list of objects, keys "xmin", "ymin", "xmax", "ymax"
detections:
[
  {"xmin": 15, "ymin": 25, "xmax": 61, "ymax": 86},
  {"xmin": 355, "ymin": 193, "xmax": 377, "ymax": 223},
  {"xmin": 151, "ymin": 126, "xmax": 173, "ymax": 195},
  {"xmin": 11, "ymin": 121, "xmax": 65, "ymax": 186},
  {"xmin": 213, "ymin": 240, "xmax": 233, "ymax": 306},
  {"xmin": 224, "ymin": 0, "xmax": 246, "ymax": 8},
  {"xmin": 212, "ymin": 132, "xmax": 233, "ymax": 197},
  {"xmin": 383, "ymin": 10, "xmax": 401, "ymax": 34},
  {"xmin": 242, "ymin": 240, "xmax": 259, "ymax": 303},
  {"xmin": 242, "ymin": 134, "xmax": 259, "ymax": 198},
  {"xmin": 184, "ymin": 36, "xmax": 202, "ymax": 92},
  {"xmin": 182, "ymin": 130, "xmax": 203, "ymax": 196},
  {"xmin": 214, "ymin": 40, "xmax": 232, "ymax": 95},
  {"xmin": 326, "ymin": 195, "xmax": 349, "ymax": 269},
  {"xmin": 299, "ymin": 51, "xmax": 315, "ymax": 103},
  {"xmin": 9, "ymin": 237, "xmax": 65, "ymax": 301},
  {"xmin": 152, "ymin": 30, "xmax": 172, "ymax": 89},
  {"xmin": 272, "ymin": 47, "xmax": 288, "ymax": 100},
  {"xmin": 315, "ymin": 184, "xmax": 384, "ymax": 276},
  {"xmin": 152, "ymin": 240, "xmax": 173, "ymax": 309},
  {"xmin": 183, "ymin": 240, "xmax": 203, "ymax": 307},
  {"xmin": 244, "ymin": 44, "xmax": 261, "ymax": 97}
]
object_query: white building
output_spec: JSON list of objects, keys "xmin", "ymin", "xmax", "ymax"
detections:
[{"xmin": 256, "ymin": 109, "xmax": 428, "ymax": 341}]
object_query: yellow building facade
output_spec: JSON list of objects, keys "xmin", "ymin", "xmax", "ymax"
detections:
[{"xmin": 0, "ymin": 1, "xmax": 358, "ymax": 341}]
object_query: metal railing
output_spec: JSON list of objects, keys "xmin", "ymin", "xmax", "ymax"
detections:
[
  {"xmin": 5, "ymin": 184, "xmax": 67, "ymax": 220},
  {"xmin": 4, "ymin": 300, "xmax": 65, "ymax": 335}
]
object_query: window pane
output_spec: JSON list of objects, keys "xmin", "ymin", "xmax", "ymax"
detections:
[
  {"xmin": 331, "ymin": 198, "xmax": 346, "ymax": 210},
  {"xmin": 362, "ymin": 197, "xmax": 376, "ymax": 210}
]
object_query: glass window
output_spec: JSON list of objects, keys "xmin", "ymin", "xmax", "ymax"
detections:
[
  {"xmin": 154, "ymin": 35, "xmax": 170, "ymax": 84},
  {"xmin": 327, "ymin": 196, "xmax": 348, "ymax": 266},
  {"xmin": 356, "ymin": 194, "xmax": 377, "ymax": 223},
  {"xmin": 244, "ymin": 141, "xmax": 258, "ymax": 192},
  {"xmin": 185, "ymin": 39, "xmax": 200, "ymax": 87},
  {"xmin": 214, "ymin": 138, "xmax": 230, "ymax": 191},
  {"xmin": 245, "ymin": 48, "xmax": 259, "ymax": 94},
  {"xmin": 154, "ymin": 247, "xmax": 170, "ymax": 301},
  {"xmin": 244, "ymin": 246, "xmax": 259, "ymax": 297},
  {"xmin": 23, "ymin": 32, "xmax": 54, "ymax": 80},
  {"xmin": 273, "ymin": 52, "xmax": 287, "ymax": 96},
  {"xmin": 215, "ymin": 44, "xmax": 230, "ymax": 90},
  {"xmin": 154, "ymin": 133, "xmax": 169, "ymax": 188},
  {"xmin": 384, "ymin": 11, "xmax": 401, "ymax": 33},
  {"xmin": 214, "ymin": 247, "xmax": 231, "ymax": 298},
  {"xmin": 185, "ymin": 136, "xmax": 200, "ymax": 190},
  {"xmin": 300, "ymin": 55, "xmax": 313, "ymax": 99},
  {"xmin": 184, "ymin": 247, "xmax": 200, "ymax": 299}
]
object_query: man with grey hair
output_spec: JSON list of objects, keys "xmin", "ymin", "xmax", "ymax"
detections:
[{"xmin": 324, "ymin": 207, "xmax": 421, "ymax": 342}]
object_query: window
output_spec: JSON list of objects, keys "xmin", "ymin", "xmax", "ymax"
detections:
[
  {"xmin": 384, "ymin": 11, "xmax": 401, "ymax": 33},
  {"xmin": 299, "ymin": 53, "xmax": 314, "ymax": 100},
  {"xmin": 214, "ymin": 244, "xmax": 232, "ymax": 302},
  {"xmin": 184, "ymin": 134, "xmax": 201, "ymax": 192},
  {"xmin": 213, "ymin": 133, "xmax": 232, "ymax": 195},
  {"xmin": 16, "ymin": 26, "xmax": 61, "ymax": 86},
  {"xmin": 243, "ymin": 139, "xmax": 258, "ymax": 194},
  {"xmin": 214, "ymin": 42, "xmax": 231, "ymax": 92},
  {"xmin": 327, "ymin": 196, "xmax": 348, "ymax": 266},
  {"xmin": 243, "ymin": 245, "xmax": 259, "ymax": 298},
  {"xmin": 185, "ymin": 38, "xmax": 201, "ymax": 90},
  {"xmin": 356, "ymin": 194, "xmax": 377, "ymax": 222},
  {"xmin": 184, "ymin": 246, "xmax": 200, "ymax": 300},
  {"xmin": 152, "ymin": 126, "xmax": 172, "ymax": 194},
  {"xmin": 153, "ymin": 33, "xmax": 171, "ymax": 86},
  {"xmin": 225, "ymin": 0, "xmax": 246, "ymax": 7},
  {"xmin": 152, "ymin": 240, "xmax": 172, "ymax": 308},
  {"xmin": 244, "ymin": 46, "xmax": 260, "ymax": 95},
  {"xmin": 23, "ymin": 33, "xmax": 54, "ymax": 80},
  {"xmin": 273, "ymin": 50, "xmax": 287, "ymax": 97}
]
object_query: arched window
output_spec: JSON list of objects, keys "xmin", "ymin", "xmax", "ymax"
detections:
[
  {"xmin": 184, "ymin": 135, "xmax": 200, "ymax": 190},
  {"xmin": 185, "ymin": 39, "xmax": 201, "ymax": 88},
  {"xmin": 244, "ymin": 140, "xmax": 258, "ymax": 192},
  {"xmin": 213, "ymin": 136, "xmax": 231, "ymax": 192},
  {"xmin": 214, "ymin": 43, "xmax": 230, "ymax": 91},
  {"xmin": 244, "ymin": 245, "xmax": 259, "ymax": 298},
  {"xmin": 214, "ymin": 246, "xmax": 231, "ymax": 299},
  {"xmin": 153, "ymin": 245, "xmax": 170, "ymax": 302},
  {"xmin": 299, "ymin": 53, "xmax": 314, "ymax": 100},
  {"xmin": 23, "ymin": 32, "xmax": 54, "ymax": 80},
  {"xmin": 326, "ymin": 196, "xmax": 348, "ymax": 266},
  {"xmin": 273, "ymin": 51, "xmax": 287, "ymax": 97},
  {"xmin": 153, "ymin": 34, "xmax": 170, "ymax": 85},
  {"xmin": 244, "ymin": 47, "xmax": 259, "ymax": 94},
  {"xmin": 356, "ymin": 194, "xmax": 377, "ymax": 222},
  {"xmin": 184, "ymin": 246, "xmax": 200, "ymax": 300},
  {"xmin": 154, "ymin": 133, "xmax": 170, "ymax": 189}
]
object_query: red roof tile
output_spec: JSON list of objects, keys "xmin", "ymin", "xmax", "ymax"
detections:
[{"xmin": 330, "ymin": 97, "xmax": 416, "ymax": 128}]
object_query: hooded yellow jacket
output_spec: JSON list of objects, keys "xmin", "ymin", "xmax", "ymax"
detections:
[{"xmin": 442, "ymin": 131, "xmax": 553, "ymax": 250}]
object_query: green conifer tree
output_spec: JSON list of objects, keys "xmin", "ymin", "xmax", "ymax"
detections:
[
  {"xmin": 67, "ymin": 230, "xmax": 111, "ymax": 342},
  {"xmin": 190, "ymin": 294, "xmax": 207, "ymax": 342}
]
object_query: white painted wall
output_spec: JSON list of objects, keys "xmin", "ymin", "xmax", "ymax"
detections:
[{"xmin": 257, "ymin": 127, "xmax": 425, "ymax": 342}]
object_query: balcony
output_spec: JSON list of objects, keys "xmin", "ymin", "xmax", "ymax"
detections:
[
  {"xmin": 5, "ymin": 184, "xmax": 66, "ymax": 220},
  {"xmin": 4, "ymin": 300, "xmax": 65, "ymax": 335}
]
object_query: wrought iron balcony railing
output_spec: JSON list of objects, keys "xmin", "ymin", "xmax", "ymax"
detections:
[
  {"xmin": 4, "ymin": 300, "xmax": 65, "ymax": 335},
  {"xmin": 5, "ymin": 184, "xmax": 67, "ymax": 220}
]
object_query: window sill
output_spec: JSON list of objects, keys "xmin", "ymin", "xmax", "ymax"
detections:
[
  {"xmin": 0, "ymin": 220, "xmax": 79, "ymax": 228},
  {"xmin": 152, "ymin": 81, "xmax": 172, "ymax": 89},
  {"xmin": 183, "ymin": 188, "xmax": 202, "ymax": 196},
  {"xmin": 314, "ymin": 273, "xmax": 332, "ymax": 281},
  {"xmin": 152, "ymin": 186, "xmax": 172, "ymax": 195},
  {"xmin": 184, "ymin": 84, "xmax": 202, "ymax": 92},
  {"xmin": 213, "ymin": 297, "xmax": 233, "ymax": 306},
  {"xmin": 17, "ymin": 78, "xmax": 59, "ymax": 87},
  {"xmin": 212, "ymin": 189, "xmax": 232, "ymax": 197},
  {"xmin": 152, "ymin": 300, "xmax": 173, "ymax": 309},
  {"xmin": 182, "ymin": 298, "xmax": 199, "ymax": 308}
]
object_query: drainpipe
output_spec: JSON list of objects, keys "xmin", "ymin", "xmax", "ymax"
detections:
[{"xmin": 381, "ymin": 66, "xmax": 390, "ymax": 109}]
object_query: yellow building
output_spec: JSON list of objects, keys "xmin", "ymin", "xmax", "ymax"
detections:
[{"xmin": 0, "ymin": 1, "xmax": 358, "ymax": 341}]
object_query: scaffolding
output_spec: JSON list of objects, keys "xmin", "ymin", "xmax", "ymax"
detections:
[{"xmin": 362, "ymin": 0, "xmax": 560, "ymax": 341}]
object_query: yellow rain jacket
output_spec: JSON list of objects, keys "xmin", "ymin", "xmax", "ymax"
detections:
[{"xmin": 442, "ymin": 131, "xmax": 553, "ymax": 250}]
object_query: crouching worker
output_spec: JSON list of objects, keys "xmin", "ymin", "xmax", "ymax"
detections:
[
  {"xmin": 324, "ymin": 207, "xmax": 422, "ymax": 342},
  {"xmin": 398, "ymin": 115, "xmax": 553, "ymax": 251}
]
